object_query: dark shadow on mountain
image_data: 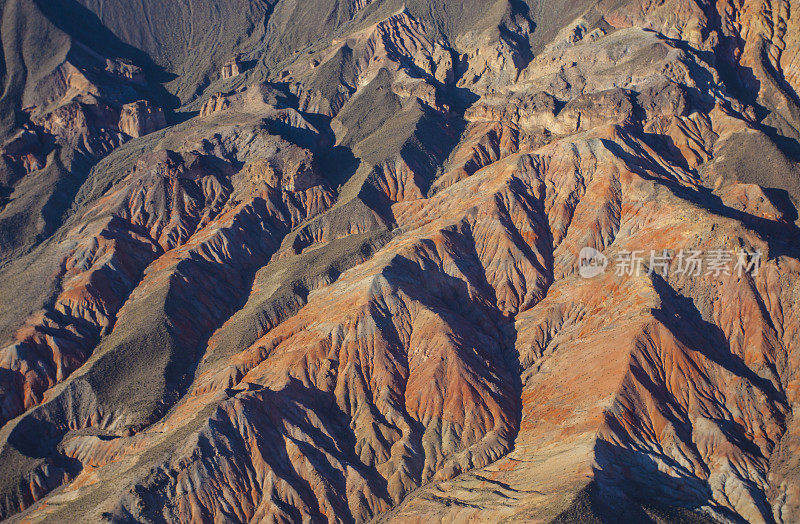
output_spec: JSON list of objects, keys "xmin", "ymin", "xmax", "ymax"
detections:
[
  {"xmin": 33, "ymin": 0, "xmax": 180, "ymax": 114},
  {"xmin": 650, "ymin": 273, "xmax": 786, "ymax": 408},
  {"xmin": 380, "ymin": 253, "xmax": 523, "ymax": 457},
  {"xmin": 239, "ymin": 59, "xmax": 258, "ymax": 73},
  {"xmin": 658, "ymin": 24, "xmax": 800, "ymax": 163},
  {"xmin": 269, "ymin": 82, "xmax": 362, "ymax": 189},
  {"xmin": 756, "ymin": 122, "xmax": 800, "ymax": 164},
  {"xmin": 602, "ymin": 135, "xmax": 800, "ymax": 262},
  {"xmin": 551, "ymin": 478, "xmax": 721, "ymax": 523},
  {"xmin": 573, "ymin": 441, "xmax": 747, "ymax": 524},
  {"xmin": 171, "ymin": 109, "xmax": 200, "ymax": 125},
  {"xmin": 763, "ymin": 187, "xmax": 799, "ymax": 222}
]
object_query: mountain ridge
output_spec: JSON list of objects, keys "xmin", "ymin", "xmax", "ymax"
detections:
[{"xmin": 0, "ymin": 0, "xmax": 799, "ymax": 522}]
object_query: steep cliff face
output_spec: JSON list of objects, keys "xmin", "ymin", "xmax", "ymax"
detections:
[{"xmin": 0, "ymin": 0, "xmax": 799, "ymax": 522}]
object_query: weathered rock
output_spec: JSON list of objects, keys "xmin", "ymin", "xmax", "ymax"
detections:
[
  {"xmin": 221, "ymin": 56, "xmax": 242, "ymax": 79},
  {"xmin": 118, "ymin": 100, "xmax": 166, "ymax": 138},
  {"xmin": 104, "ymin": 59, "xmax": 146, "ymax": 85}
]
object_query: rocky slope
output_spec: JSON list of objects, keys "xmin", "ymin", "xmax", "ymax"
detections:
[{"xmin": 0, "ymin": 0, "xmax": 800, "ymax": 522}]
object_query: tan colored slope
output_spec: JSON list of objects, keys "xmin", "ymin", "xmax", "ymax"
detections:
[{"xmin": 10, "ymin": 119, "xmax": 798, "ymax": 522}]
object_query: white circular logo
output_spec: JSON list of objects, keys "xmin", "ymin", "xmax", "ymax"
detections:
[{"xmin": 578, "ymin": 247, "xmax": 608, "ymax": 278}]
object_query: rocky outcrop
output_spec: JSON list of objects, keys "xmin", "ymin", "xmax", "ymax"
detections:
[
  {"xmin": 118, "ymin": 100, "xmax": 166, "ymax": 138},
  {"xmin": 221, "ymin": 56, "xmax": 243, "ymax": 79},
  {"xmin": 0, "ymin": 129, "xmax": 47, "ymax": 176},
  {"xmin": 104, "ymin": 59, "xmax": 146, "ymax": 85}
]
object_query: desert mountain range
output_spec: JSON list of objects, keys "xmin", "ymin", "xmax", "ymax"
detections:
[{"xmin": 1, "ymin": 0, "xmax": 800, "ymax": 522}]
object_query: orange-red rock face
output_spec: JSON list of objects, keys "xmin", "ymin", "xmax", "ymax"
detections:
[{"xmin": 1, "ymin": 0, "xmax": 800, "ymax": 522}]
